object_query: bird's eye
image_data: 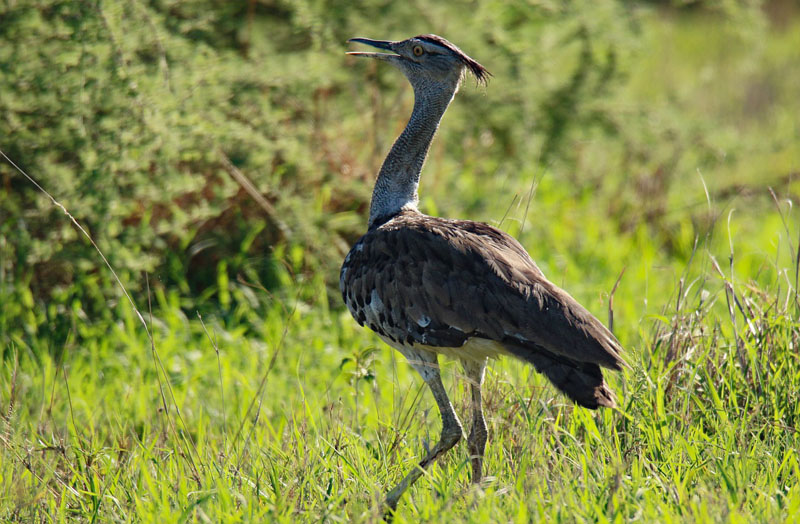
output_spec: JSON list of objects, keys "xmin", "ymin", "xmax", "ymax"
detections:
[{"xmin": 412, "ymin": 45, "xmax": 424, "ymax": 57}]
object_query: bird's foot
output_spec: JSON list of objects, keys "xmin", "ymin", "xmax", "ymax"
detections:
[{"xmin": 382, "ymin": 495, "xmax": 400, "ymax": 522}]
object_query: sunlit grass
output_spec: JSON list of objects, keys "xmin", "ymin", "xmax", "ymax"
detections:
[{"xmin": 3, "ymin": 173, "xmax": 799, "ymax": 521}]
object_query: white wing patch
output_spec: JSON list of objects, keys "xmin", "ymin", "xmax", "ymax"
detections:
[{"xmin": 370, "ymin": 289, "xmax": 384, "ymax": 316}]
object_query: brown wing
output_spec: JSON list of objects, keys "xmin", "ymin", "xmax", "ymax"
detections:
[{"xmin": 340, "ymin": 211, "xmax": 626, "ymax": 407}]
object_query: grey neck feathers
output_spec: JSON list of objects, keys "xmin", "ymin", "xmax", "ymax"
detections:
[{"xmin": 368, "ymin": 84, "xmax": 457, "ymax": 228}]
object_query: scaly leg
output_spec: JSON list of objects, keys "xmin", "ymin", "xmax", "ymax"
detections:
[
  {"xmin": 385, "ymin": 349, "xmax": 463, "ymax": 515},
  {"xmin": 463, "ymin": 358, "xmax": 488, "ymax": 483}
]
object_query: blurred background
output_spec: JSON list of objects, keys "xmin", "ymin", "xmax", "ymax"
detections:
[{"xmin": 1, "ymin": 0, "xmax": 799, "ymax": 351}]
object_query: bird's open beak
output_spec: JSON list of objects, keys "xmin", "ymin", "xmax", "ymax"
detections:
[{"xmin": 347, "ymin": 38, "xmax": 400, "ymax": 61}]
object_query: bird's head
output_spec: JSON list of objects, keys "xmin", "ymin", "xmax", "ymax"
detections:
[{"xmin": 347, "ymin": 34, "xmax": 490, "ymax": 95}]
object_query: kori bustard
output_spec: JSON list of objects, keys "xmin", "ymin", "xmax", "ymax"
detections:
[{"xmin": 340, "ymin": 34, "xmax": 626, "ymax": 513}]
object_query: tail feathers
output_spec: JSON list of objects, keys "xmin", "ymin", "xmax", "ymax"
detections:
[{"xmin": 505, "ymin": 343, "xmax": 617, "ymax": 409}]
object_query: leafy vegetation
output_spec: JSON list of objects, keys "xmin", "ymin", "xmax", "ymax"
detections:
[{"xmin": 2, "ymin": 0, "xmax": 800, "ymax": 521}]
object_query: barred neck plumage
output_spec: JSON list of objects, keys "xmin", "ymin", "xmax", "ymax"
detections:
[{"xmin": 368, "ymin": 85, "xmax": 457, "ymax": 228}]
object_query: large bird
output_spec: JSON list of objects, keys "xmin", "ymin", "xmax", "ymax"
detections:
[{"xmin": 340, "ymin": 34, "xmax": 626, "ymax": 513}]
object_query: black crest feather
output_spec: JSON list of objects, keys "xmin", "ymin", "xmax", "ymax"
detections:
[{"xmin": 416, "ymin": 34, "xmax": 491, "ymax": 84}]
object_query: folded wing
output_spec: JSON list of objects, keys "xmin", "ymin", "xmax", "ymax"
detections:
[{"xmin": 340, "ymin": 211, "xmax": 626, "ymax": 408}]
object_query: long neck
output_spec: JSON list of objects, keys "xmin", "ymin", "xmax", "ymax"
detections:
[{"xmin": 368, "ymin": 86, "xmax": 456, "ymax": 228}]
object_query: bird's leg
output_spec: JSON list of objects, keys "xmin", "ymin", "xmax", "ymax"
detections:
[
  {"xmin": 385, "ymin": 350, "xmax": 463, "ymax": 515},
  {"xmin": 463, "ymin": 358, "xmax": 488, "ymax": 484}
]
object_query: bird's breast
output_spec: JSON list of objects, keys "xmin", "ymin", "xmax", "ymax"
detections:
[
  {"xmin": 342, "ymin": 239, "xmax": 508, "ymax": 364},
  {"xmin": 378, "ymin": 335, "xmax": 509, "ymax": 365}
]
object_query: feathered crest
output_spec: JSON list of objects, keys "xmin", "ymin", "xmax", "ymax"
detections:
[{"xmin": 416, "ymin": 34, "xmax": 491, "ymax": 85}]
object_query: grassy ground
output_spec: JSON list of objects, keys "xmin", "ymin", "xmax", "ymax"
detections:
[{"xmin": 3, "ymin": 5, "xmax": 800, "ymax": 523}]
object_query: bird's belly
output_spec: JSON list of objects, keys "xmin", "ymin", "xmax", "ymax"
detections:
[{"xmin": 378, "ymin": 335, "xmax": 509, "ymax": 363}]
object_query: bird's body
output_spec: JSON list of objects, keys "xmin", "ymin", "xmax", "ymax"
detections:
[
  {"xmin": 341, "ymin": 209, "xmax": 622, "ymax": 407},
  {"xmin": 341, "ymin": 34, "xmax": 625, "ymax": 514}
]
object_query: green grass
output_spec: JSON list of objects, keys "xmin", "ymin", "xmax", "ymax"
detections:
[
  {"xmin": 3, "ymin": 4, "xmax": 800, "ymax": 523},
  {"xmin": 3, "ymin": 227, "xmax": 800, "ymax": 522}
]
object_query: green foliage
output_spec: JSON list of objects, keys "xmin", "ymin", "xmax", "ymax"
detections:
[
  {"xmin": 1, "ymin": 0, "xmax": 650, "ymax": 347},
  {"xmin": 2, "ymin": 0, "xmax": 800, "ymax": 521},
  {"xmin": 0, "ymin": 0, "xmax": 342, "ymax": 346},
  {"xmin": 4, "ymin": 1, "xmax": 796, "ymax": 346}
]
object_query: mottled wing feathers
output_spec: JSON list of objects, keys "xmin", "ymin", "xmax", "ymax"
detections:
[{"xmin": 340, "ymin": 211, "xmax": 626, "ymax": 377}]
